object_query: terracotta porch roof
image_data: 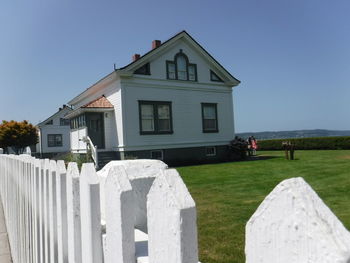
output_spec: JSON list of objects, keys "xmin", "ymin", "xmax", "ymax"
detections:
[{"xmin": 82, "ymin": 96, "xmax": 113, "ymax": 108}]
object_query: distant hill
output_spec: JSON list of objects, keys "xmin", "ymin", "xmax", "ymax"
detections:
[{"xmin": 236, "ymin": 129, "xmax": 350, "ymax": 140}]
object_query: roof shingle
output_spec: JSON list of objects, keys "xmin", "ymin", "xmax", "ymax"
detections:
[{"xmin": 81, "ymin": 96, "xmax": 113, "ymax": 108}]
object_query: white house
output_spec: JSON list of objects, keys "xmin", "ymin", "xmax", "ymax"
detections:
[
  {"xmin": 65, "ymin": 31, "xmax": 240, "ymax": 166},
  {"xmin": 37, "ymin": 105, "xmax": 72, "ymax": 157}
]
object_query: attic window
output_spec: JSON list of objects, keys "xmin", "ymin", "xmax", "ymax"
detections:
[
  {"xmin": 210, "ymin": 70, "xmax": 223, "ymax": 82},
  {"xmin": 45, "ymin": 120, "xmax": 53, "ymax": 125},
  {"xmin": 166, "ymin": 51, "xmax": 197, "ymax": 81},
  {"xmin": 134, "ymin": 63, "xmax": 151, "ymax": 75}
]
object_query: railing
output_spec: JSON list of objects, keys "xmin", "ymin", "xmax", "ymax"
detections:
[{"xmin": 83, "ymin": 136, "xmax": 98, "ymax": 169}]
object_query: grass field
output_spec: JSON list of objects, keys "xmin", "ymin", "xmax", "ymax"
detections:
[{"xmin": 177, "ymin": 150, "xmax": 350, "ymax": 263}]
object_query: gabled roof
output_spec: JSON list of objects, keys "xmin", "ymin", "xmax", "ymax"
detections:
[
  {"xmin": 65, "ymin": 96, "xmax": 114, "ymax": 119},
  {"xmin": 119, "ymin": 30, "xmax": 240, "ymax": 85},
  {"xmin": 68, "ymin": 30, "xmax": 240, "ymax": 106},
  {"xmin": 81, "ymin": 96, "xmax": 113, "ymax": 108},
  {"xmin": 37, "ymin": 105, "xmax": 72, "ymax": 127}
]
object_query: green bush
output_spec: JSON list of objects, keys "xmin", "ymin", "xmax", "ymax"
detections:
[
  {"xmin": 258, "ymin": 136, "xmax": 350, "ymax": 150},
  {"xmin": 54, "ymin": 152, "xmax": 92, "ymax": 170},
  {"xmin": 228, "ymin": 137, "xmax": 248, "ymax": 160}
]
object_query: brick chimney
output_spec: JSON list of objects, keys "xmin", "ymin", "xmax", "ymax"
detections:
[
  {"xmin": 132, "ymin": 54, "xmax": 141, "ymax": 61},
  {"xmin": 152, "ymin": 40, "xmax": 161, "ymax": 49}
]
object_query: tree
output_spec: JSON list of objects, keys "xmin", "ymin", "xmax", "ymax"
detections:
[{"xmin": 0, "ymin": 120, "xmax": 38, "ymax": 154}]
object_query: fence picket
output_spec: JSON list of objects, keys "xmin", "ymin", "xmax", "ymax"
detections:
[
  {"xmin": 56, "ymin": 160, "xmax": 68, "ymax": 263},
  {"xmin": 246, "ymin": 177, "xmax": 350, "ymax": 263},
  {"xmin": 105, "ymin": 165, "xmax": 135, "ymax": 263},
  {"xmin": 66, "ymin": 162, "xmax": 82, "ymax": 263},
  {"xmin": 147, "ymin": 169, "xmax": 198, "ymax": 263},
  {"xmin": 49, "ymin": 160, "xmax": 59, "ymax": 263},
  {"xmin": 80, "ymin": 163, "xmax": 103, "ymax": 263}
]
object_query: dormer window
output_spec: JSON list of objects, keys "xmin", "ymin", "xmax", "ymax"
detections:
[{"xmin": 166, "ymin": 51, "xmax": 197, "ymax": 81}]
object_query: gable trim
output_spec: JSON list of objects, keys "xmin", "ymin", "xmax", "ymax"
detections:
[
  {"xmin": 37, "ymin": 106, "xmax": 72, "ymax": 127},
  {"xmin": 118, "ymin": 31, "xmax": 240, "ymax": 86}
]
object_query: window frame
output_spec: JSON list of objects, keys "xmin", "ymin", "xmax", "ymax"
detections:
[
  {"xmin": 205, "ymin": 146, "xmax": 217, "ymax": 156},
  {"xmin": 70, "ymin": 114, "xmax": 86, "ymax": 130},
  {"xmin": 166, "ymin": 51, "xmax": 197, "ymax": 81},
  {"xmin": 201, "ymin": 103, "xmax": 219, "ymax": 133},
  {"xmin": 150, "ymin": 150, "xmax": 164, "ymax": 160},
  {"xmin": 47, "ymin": 134, "xmax": 63, "ymax": 147},
  {"xmin": 166, "ymin": 61, "xmax": 176, "ymax": 80},
  {"xmin": 60, "ymin": 118, "xmax": 70, "ymax": 126},
  {"xmin": 138, "ymin": 100, "xmax": 173, "ymax": 135}
]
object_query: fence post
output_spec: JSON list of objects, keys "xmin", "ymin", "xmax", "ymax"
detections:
[
  {"xmin": 105, "ymin": 166, "xmax": 135, "ymax": 263},
  {"xmin": 80, "ymin": 163, "xmax": 103, "ymax": 263},
  {"xmin": 56, "ymin": 160, "xmax": 68, "ymax": 263},
  {"xmin": 66, "ymin": 162, "xmax": 82, "ymax": 263},
  {"xmin": 147, "ymin": 169, "xmax": 198, "ymax": 263},
  {"xmin": 245, "ymin": 177, "xmax": 350, "ymax": 263}
]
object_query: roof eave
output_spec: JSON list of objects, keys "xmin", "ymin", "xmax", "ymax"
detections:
[
  {"xmin": 65, "ymin": 107, "xmax": 114, "ymax": 119},
  {"xmin": 68, "ymin": 71, "xmax": 117, "ymax": 106},
  {"xmin": 120, "ymin": 30, "xmax": 240, "ymax": 86}
]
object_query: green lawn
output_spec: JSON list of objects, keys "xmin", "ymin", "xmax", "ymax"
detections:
[{"xmin": 177, "ymin": 150, "xmax": 350, "ymax": 263}]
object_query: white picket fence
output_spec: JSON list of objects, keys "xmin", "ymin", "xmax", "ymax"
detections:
[
  {"xmin": 0, "ymin": 154, "xmax": 198, "ymax": 263},
  {"xmin": 1, "ymin": 153, "xmax": 350, "ymax": 263}
]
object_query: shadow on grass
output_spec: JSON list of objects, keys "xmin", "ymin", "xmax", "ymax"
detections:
[
  {"xmin": 173, "ymin": 155, "xmax": 281, "ymax": 168},
  {"xmin": 244, "ymin": 155, "xmax": 280, "ymax": 161}
]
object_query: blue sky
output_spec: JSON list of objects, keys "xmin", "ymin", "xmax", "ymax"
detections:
[{"xmin": 0, "ymin": 0, "xmax": 349, "ymax": 132}]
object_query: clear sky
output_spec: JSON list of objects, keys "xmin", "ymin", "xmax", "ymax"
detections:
[{"xmin": 0, "ymin": 0, "xmax": 349, "ymax": 132}]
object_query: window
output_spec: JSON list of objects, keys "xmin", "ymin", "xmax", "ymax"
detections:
[
  {"xmin": 188, "ymin": 65, "xmax": 196, "ymax": 81},
  {"xmin": 205, "ymin": 146, "xmax": 216, "ymax": 156},
  {"xmin": 47, "ymin": 134, "xmax": 62, "ymax": 147},
  {"xmin": 60, "ymin": 118, "xmax": 70, "ymax": 126},
  {"xmin": 210, "ymin": 70, "xmax": 224, "ymax": 82},
  {"xmin": 134, "ymin": 63, "xmax": 151, "ymax": 75},
  {"xmin": 167, "ymin": 61, "xmax": 176, "ymax": 79},
  {"xmin": 139, "ymin": 101, "xmax": 173, "ymax": 134},
  {"xmin": 151, "ymin": 150, "xmax": 163, "ymax": 160},
  {"xmin": 166, "ymin": 50, "xmax": 197, "ymax": 81},
  {"xmin": 45, "ymin": 120, "xmax": 53, "ymax": 125},
  {"xmin": 177, "ymin": 55, "xmax": 187, "ymax": 80},
  {"xmin": 201, "ymin": 103, "xmax": 218, "ymax": 133},
  {"xmin": 70, "ymin": 115, "xmax": 86, "ymax": 129}
]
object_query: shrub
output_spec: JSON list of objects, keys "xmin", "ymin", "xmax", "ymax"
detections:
[
  {"xmin": 229, "ymin": 137, "xmax": 248, "ymax": 160},
  {"xmin": 0, "ymin": 120, "xmax": 38, "ymax": 154},
  {"xmin": 258, "ymin": 136, "xmax": 350, "ymax": 150},
  {"xmin": 58, "ymin": 153, "xmax": 92, "ymax": 170}
]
